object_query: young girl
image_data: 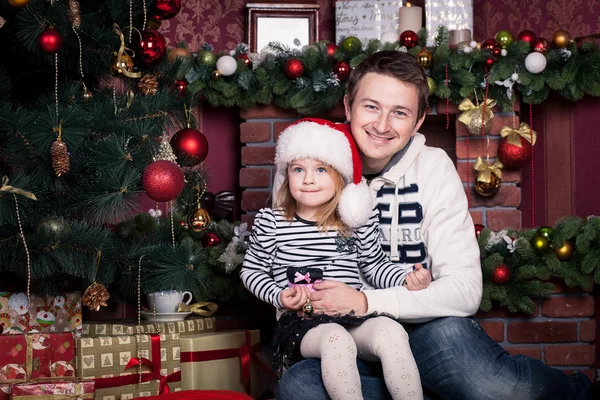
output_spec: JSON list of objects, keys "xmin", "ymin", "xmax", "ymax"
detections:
[{"xmin": 241, "ymin": 118, "xmax": 429, "ymax": 400}]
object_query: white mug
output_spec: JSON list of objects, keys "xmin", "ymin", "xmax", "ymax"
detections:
[{"xmin": 147, "ymin": 290, "xmax": 193, "ymax": 313}]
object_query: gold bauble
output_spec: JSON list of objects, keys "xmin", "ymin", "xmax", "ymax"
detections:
[
  {"xmin": 552, "ymin": 30, "xmax": 571, "ymax": 49},
  {"xmin": 555, "ymin": 240, "xmax": 574, "ymax": 261},
  {"xmin": 211, "ymin": 70, "xmax": 221, "ymax": 80},
  {"xmin": 474, "ymin": 169, "xmax": 501, "ymax": 197},
  {"xmin": 417, "ymin": 49, "xmax": 433, "ymax": 69},
  {"xmin": 168, "ymin": 47, "xmax": 192, "ymax": 63},
  {"xmin": 8, "ymin": 0, "xmax": 30, "ymax": 7},
  {"xmin": 188, "ymin": 208, "xmax": 211, "ymax": 232},
  {"xmin": 302, "ymin": 300, "xmax": 314, "ymax": 315},
  {"xmin": 531, "ymin": 234, "xmax": 550, "ymax": 254},
  {"xmin": 111, "ymin": 53, "xmax": 134, "ymax": 76}
]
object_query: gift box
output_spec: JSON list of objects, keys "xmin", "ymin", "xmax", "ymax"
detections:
[
  {"xmin": 180, "ymin": 330, "xmax": 274, "ymax": 399},
  {"xmin": 335, "ymin": 0, "xmax": 404, "ymax": 44},
  {"xmin": 11, "ymin": 380, "xmax": 95, "ymax": 399},
  {"xmin": 0, "ymin": 333, "xmax": 75, "ymax": 384},
  {"xmin": 0, "ymin": 292, "xmax": 82, "ymax": 335},
  {"xmin": 0, "ymin": 384, "xmax": 9, "ymax": 400},
  {"xmin": 82, "ymin": 317, "xmax": 215, "ymax": 336},
  {"xmin": 76, "ymin": 332, "xmax": 183, "ymax": 399}
]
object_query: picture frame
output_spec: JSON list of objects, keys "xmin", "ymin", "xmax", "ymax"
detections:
[{"xmin": 247, "ymin": 3, "xmax": 320, "ymax": 53}]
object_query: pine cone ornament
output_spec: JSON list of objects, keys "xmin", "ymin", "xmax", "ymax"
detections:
[
  {"xmin": 138, "ymin": 74, "xmax": 159, "ymax": 95},
  {"xmin": 51, "ymin": 138, "xmax": 70, "ymax": 176},
  {"xmin": 68, "ymin": 0, "xmax": 81, "ymax": 29},
  {"xmin": 82, "ymin": 282, "xmax": 110, "ymax": 311}
]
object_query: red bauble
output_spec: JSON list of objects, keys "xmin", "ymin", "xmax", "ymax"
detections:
[
  {"xmin": 492, "ymin": 46, "xmax": 502, "ymax": 57},
  {"xmin": 399, "ymin": 30, "xmax": 419, "ymax": 49},
  {"xmin": 238, "ymin": 53, "xmax": 252, "ymax": 69},
  {"xmin": 532, "ymin": 37, "xmax": 549, "ymax": 54},
  {"xmin": 170, "ymin": 128, "xmax": 209, "ymax": 167},
  {"xmin": 172, "ymin": 79, "xmax": 188, "ymax": 96},
  {"xmin": 517, "ymin": 30, "xmax": 537, "ymax": 47},
  {"xmin": 333, "ymin": 61, "xmax": 351, "ymax": 81},
  {"xmin": 326, "ymin": 43, "xmax": 338, "ymax": 57},
  {"xmin": 142, "ymin": 160, "xmax": 184, "ymax": 202},
  {"xmin": 284, "ymin": 58, "xmax": 304, "ymax": 78},
  {"xmin": 139, "ymin": 29, "xmax": 167, "ymax": 65},
  {"xmin": 38, "ymin": 28, "xmax": 63, "ymax": 54},
  {"xmin": 202, "ymin": 232, "xmax": 221, "ymax": 247},
  {"xmin": 492, "ymin": 264, "xmax": 511, "ymax": 284},
  {"xmin": 484, "ymin": 57, "xmax": 495, "ymax": 67},
  {"xmin": 151, "ymin": 0, "xmax": 181, "ymax": 20},
  {"xmin": 474, "ymin": 224, "xmax": 485, "ymax": 238},
  {"xmin": 481, "ymin": 38, "xmax": 497, "ymax": 51},
  {"xmin": 498, "ymin": 136, "xmax": 532, "ymax": 169}
]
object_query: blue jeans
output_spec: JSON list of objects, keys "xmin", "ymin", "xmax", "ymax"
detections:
[{"xmin": 276, "ymin": 316, "xmax": 592, "ymax": 400}]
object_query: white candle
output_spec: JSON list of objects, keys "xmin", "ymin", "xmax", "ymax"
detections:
[
  {"xmin": 425, "ymin": 0, "xmax": 473, "ymax": 46},
  {"xmin": 398, "ymin": 2, "xmax": 423, "ymax": 34}
]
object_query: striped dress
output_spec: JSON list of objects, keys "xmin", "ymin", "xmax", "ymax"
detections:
[{"xmin": 240, "ymin": 207, "xmax": 409, "ymax": 312}]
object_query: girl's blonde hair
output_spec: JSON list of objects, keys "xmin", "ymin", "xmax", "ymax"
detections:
[{"xmin": 275, "ymin": 163, "xmax": 351, "ymax": 237}]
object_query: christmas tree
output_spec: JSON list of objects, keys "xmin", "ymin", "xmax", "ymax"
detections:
[{"xmin": 0, "ymin": 0, "xmax": 245, "ymax": 308}]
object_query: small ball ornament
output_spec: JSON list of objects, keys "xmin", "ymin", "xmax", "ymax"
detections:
[
  {"xmin": 495, "ymin": 30, "xmax": 515, "ymax": 49},
  {"xmin": 178, "ymin": 220, "xmax": 189, "ymax": 229},
  {"xmin": 172, "ymin": 79, "xmax": 188, "ymax": 97},
  {"xmin": 302, "ymin": 299, "xmax": 314, "ymax": 315},
  {"xmin": 555, "ymin": 240, "xmax": 574, "ymax": 261},
  {"xmin": 188, "ymin": 208, "xmax": 211, "ymax": 232},
  {"xmin": 202, "ymin": 232, "xmax": 221, "ymax": 247},
  {"xmin": 333, "ymin": 61, "xmax": 351, "ymax": 81},
  {"xmin": 517, "ymin": 30, "xmax": 537, "ymax": 47},
  {"xmin": 326, "ymin": 43, "xmax": 338, "ymax": 57},
  {"xmin": 427, "ymin": 77, "xmax": 436, "ymax": 95},
  {"xmin": 112, "ymin": 53, "xmax": 134, "ymax": 76},
  {"xmin": 498, "ymin": 136, "xmax": 532, "ymax": 169},
  {"xmin": 484, "ymin": 57, "xmax": 495, "ymax": 68},
  {"xmin": 38, "ymin": 28, "xmax": 63, "ymax": 54},
  {"xmin": 151, "ymin": 0, "xmax": 182, "ymax": 21},
  {"xmin": 212, "ymin": 70, "xmax": 221, "ymax": 79},
  {"xmin": 139, "ymin": 29, "xmax": 167, "ymax": 65},
  {"xmin": 481, "ymin": 38, "xmax": 497, "ymax": 51},
  {"xmin": 197, "ymin": 50, "xmax": 216, "ymax": 66},
  {"xmin": 170, "ymin": 128, "xmax": 209, "ymax": 167},
  {"xmin": 216, "ymin": 55, "xmax": 237, "ymax": 76},
  {"xmin": 284, "ymin": 58, "xmax": 304, "ymax": 78},
  {"xmin": 399, "ymin": 30, "xmax": 419, "ymax": 49},
  {"xmin": 475, "ymin": 170, "xmax": 501, "ymax": 197},
  {"xmin": 531, "ymin": 234, "xmax": 550, "ymax": 254},
  {"xmin": 525, "ymin": 52, "xmax": 547, "ymax": 74},
  {"xmin": 492, "ymin": 264, "xmax": 511, "ymax": 284},
  {"xmin": 532, "ymin": 37, "xmax": 549, "ymax": 53},
  {"xmin": 168, "ymin": 47, "xmax": 192, "ymax": 63},
  {"xmin": 537, "ymin": 226, "xmax": 553, "ymax": 238},
  {"xmin": 552, "ymin": 30, "xmax": 571, "ymax": 48},
  {"xmin": 417, "ymin": 49, "xmax": 433, "ymax": 69},
  {"xmin": 142, "ymin": 160, "xmax": 185, "ymax": 202},
  {"xmin": 342, "ymin": 36, "xmax": 362, "ymax": 53},
  {"xmin": 238, "ymin": 53, "xmax": 252, "ymax": 69},
  {"xmin": 474, "ymin": 224, "xmax": 485, "ymax": 238},
  {"xmin": 8, "ymin": 0, "xmax": 30, "ymax": 7}
]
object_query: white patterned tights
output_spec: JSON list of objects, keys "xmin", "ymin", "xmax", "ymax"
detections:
[{"xmin": 299, "ymin": 316, "xmax": 423, "ymax": 400}]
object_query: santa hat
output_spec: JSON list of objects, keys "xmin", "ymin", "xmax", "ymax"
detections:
[{"xmin": 274, "ymin": 118, "xmax": 373, "ymax": 228}]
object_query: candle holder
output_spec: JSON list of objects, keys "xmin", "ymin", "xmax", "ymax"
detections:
[
  {"xmin": 425, "ymin": 0, "xmax": 473, "ymax": 46},
  {"xmin": 449, "ymin": 28, "xmax": 472, "ymax": 46}
]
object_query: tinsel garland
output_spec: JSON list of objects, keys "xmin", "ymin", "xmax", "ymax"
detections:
[
  {"xmin": 478, "ymin": 216, "xmax": 600, "ymax": 315},
  {"xmin": 182, "ymin": 26, "xmax": 600, "ymax": 115}
]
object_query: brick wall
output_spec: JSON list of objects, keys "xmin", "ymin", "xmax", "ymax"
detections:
[{"xmin": 238, "ymin": 103, "xmax": 596, "ymax": 378}]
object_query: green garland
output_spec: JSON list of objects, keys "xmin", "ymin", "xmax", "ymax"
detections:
[
  {"xmin": 477, "ymin": 216, "xmax": 600, "ymax": 315},
  {"xmin": 182, "ymin": 27, "xmax": 600, "ymax": 115}
]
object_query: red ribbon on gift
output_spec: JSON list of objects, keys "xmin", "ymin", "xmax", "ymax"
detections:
[
  {"xmin": 94, "ymin": 334, "xmax": 181, "ymax": 395},
  {"xmin": 180, "ymin": 331, "xmax": 276, "ymax": 395}
]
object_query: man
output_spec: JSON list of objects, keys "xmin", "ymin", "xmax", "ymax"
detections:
[{"xmin": 276, "ymin": 51, "xmax": 593, "ymax": 399}]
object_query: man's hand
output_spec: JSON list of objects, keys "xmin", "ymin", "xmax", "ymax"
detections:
[
  {"xmin": 280, "ymin": 287, "xmax": 309, "ymax": 311},
  {"xmin": 310, "ymin": 280, "xmax": 368, "ymax": 316},
  {"xmin": 405, "ymin": 263, "xmax": 432, "ymax": 291}
]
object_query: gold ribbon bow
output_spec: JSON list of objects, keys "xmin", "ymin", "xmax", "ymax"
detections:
[
  {"xmin": 177, "ymin": 301, "xmax": 218, "ymax": 316},
  {"xmin": 500, "ymin": 122, "xmax": 537, "ymax": 147},
  {"xmin": 0, "ymin": 176, "xmax": 37, "ymax": 200},
  {"xmin": 457, "ymin": 98, "xmax": 497, "ymax": 135},
  {"xmin": 113, "ymin": 24, "xmax": 142, "ymax": 79},
  {"xmin": 474, "ymin": 157, "xmax": 503, "ymax": 183}
]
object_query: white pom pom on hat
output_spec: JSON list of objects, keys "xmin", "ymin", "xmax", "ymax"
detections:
[{"xmin": 274, "ymin": 117, "xmax": 373, "ymax": 228}]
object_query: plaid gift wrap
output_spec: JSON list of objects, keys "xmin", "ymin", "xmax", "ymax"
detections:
[
  {"xmin": 76, "ymin": 332, "xmax": 182, "ymax": 399},
  {"xmin": 0, "ymin": 292, "xmax": 82, "ymax": 335},
  {"xmin": 11, "ymin": 380, "xmax": 95, "ymax": 399},
  {"xmin": 0, "ymin": 333, "xmax": 76, "ymax": 384},
  {"xmin": 180, "ymin": 330, "xmax": 275, "ymax": 399},
  {"xmin": 82, "ymin": 317, "xmax": 215, "ymax": 336}
]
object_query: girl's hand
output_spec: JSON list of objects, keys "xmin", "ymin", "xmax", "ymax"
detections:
[
  {"xmin": 280, "ymin": 286, "xmax": 310, "ymax": 311},
  {"xmin": 405, "ymin": 263, "xmax": 432, "ymax": 291}
]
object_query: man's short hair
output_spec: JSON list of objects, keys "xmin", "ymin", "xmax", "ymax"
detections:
[{"xmin": 345, "ymin": 50, "xmax": 429, "ymax": 120}]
